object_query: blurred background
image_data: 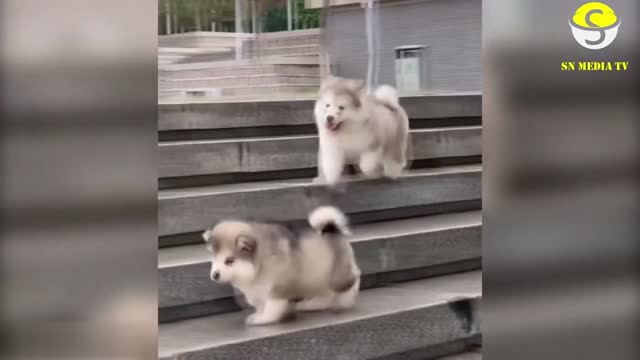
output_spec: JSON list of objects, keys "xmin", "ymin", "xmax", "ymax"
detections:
[
  {"xmin": 483, "ymin": 0, "xmax": 639, "ymax": 359},
  {"xmin": 1, "ymin": 0, "xmax": 158, "ymax": 358},
  {"xmin": 1, "ymin": 0, "xmax": 638, "ymax": 359},
  {"xmin": 157, "ymin": 0, "xmax": 481, "ymax": 102}
]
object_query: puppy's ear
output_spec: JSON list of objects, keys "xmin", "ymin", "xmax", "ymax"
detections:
[
  {"xmin": 350, "ymin": 79, "xmax": 366, "ymax": 93},
  {"xmin": 202, "ymin": 230, "xmax": 213, "ymax": 252},
  {"xmin": 320, "ymin": 75, "xmax": 338, "ymax": 92},
  {"xmin": 236, "ymin": 234, "xmax": 257, "ymax": 254},
  {"xmin": 322, "ymin": 74, "xmax": 338, "ymax": 84}
]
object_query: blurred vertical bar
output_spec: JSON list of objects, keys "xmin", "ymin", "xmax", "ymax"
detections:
[
  {"xmin": 287, "ymin": 0, "xmax": 293, "ymax": 30},
  {"xmin": 1, "ymin": 0, "xmax": 157, "ymax": 358},
  {"xmin": 319, "ymin": 0, "xmax": 332, "ymax": 78},
  {"xmin": 235, "ymin": 0, "xmax": 244, "ymax": 60},
  {"xmin": 483, "ymin": 0, "xmax": 639, "ymax": 359}
]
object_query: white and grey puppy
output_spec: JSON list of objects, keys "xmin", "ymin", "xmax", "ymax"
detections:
[
  {"xmin": 202, "ymin": 206, "xmax": 361, "ymax": 326},
  {"xmin": 314, "ymin": 76, "xmax": 410, "ymax": 185}
]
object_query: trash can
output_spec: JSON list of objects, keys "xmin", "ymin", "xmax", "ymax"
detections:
[{"xmin": 394, "ymin": 45, "xmax": 428, "ymax": 92}]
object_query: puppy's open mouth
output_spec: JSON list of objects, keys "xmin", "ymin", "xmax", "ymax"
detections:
[{"xmin": 326, "ymin": 121, "xmax": 343, "ymax": 132}]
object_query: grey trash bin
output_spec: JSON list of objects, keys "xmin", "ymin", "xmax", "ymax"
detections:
[{"xmin": 394, "ymin": 45, "xmax": 429, "ymax": 92}]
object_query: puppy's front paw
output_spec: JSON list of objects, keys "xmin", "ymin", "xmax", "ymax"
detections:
[
  {"xmin": 245, "ymin": 313, "xmax": 260, "ymax": 325},
  {"xmin": 312, "ymin": 176, "xmax": 326, "ymax": 185},
  {"xmin": 383, "ymin": 160, "xmax": 404, "ymax": 179},
  {"xmin": 245, "ymin": 313, "xmax": 277, "ymax": 326},
  {"xmin": 324, "ymin": 173, "xmax": 342, "ymax": 186}
]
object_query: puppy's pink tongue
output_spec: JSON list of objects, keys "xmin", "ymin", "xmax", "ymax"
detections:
[{"xmin": 326, "ymin": 122, "xmax": 341, "ymax": 132}]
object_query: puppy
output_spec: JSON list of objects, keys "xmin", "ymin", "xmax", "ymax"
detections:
[
  {"xmin": 314, "ymin": 76, "xmax": 410, "ymax": 185},
  {"xmin": 202, "ymin": 206, "xmax": 361, "ymax": 325}
]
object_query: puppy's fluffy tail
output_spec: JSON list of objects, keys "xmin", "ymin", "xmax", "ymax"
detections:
[
  {"xmin": 308, "ymin": 206, "xmax": 350, "ymax": 235},
  {"xmin": 373, "ymin": 84, "xmax": 400, "ymax": 106}
]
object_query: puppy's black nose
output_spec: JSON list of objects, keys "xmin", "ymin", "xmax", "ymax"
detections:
[
  {"xmin": 326, "ymin": 115, "xmax": 335, "ymax": 123},
  {"xmin": 212, "ymin": 271, "xmax": 220, "ymax": 281}
]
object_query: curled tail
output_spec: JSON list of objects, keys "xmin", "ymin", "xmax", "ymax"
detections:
[
  {"xmin": 308, "ymin": 206, "xmax": 350, "ymax": 235},
  {"xmin": 373, "ymin": 84, "xmax": 400, "ymax": 107}
]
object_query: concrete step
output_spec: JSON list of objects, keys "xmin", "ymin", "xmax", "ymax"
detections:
[
  {"xmin": 159, "ymin": 271, "xmax": 481, "ymax": 360},
  {"xmin": 247, "ymin": 44, "xmax": 322, "ymax": 57},
  {"xmin": 159, "ymin": 211, "xmax": 481, "ymax": 321},
  {"xmin": 159, "ymin": 55, "xmax": 321, "ymax": 72},
  {"xmin": 438, "ymin": 350, "xmax": 482, "ymax": 359},
  {"xmin": 159, "ymin": 47, "xmax": 232, "ymax": 57},
  {"xmin": 158, "ymin": 93, "xmax": 481, "ymax": 131},
  {"xmin": 249, "ymin": 35, "xmax": 322, "ymax": 49},
  {"xmin": 157, "ymin": 46, "xmax": 237, "ymax": 64},
  {"xmin": 177, "ymin": 52, "xmax": 235, "ymax": 63},
  {"xmin": 159, "ymin": 58, "xmax": 180, "ymax": 65},
  {"xmin": 159, "ymin": 55, "xmax": 189, "ymax": 65},
  {"xmin": 160, "ymin": 64, "xmax": 319, "ymax": 80},
  {"xmin": 158, "ymin": 165, "xmax": 481, "ymax": 238},
  {"xmin": 159, "ymin": 127, "xmax": 481, "ymax": 179},
  {"xmin": 159, "ymin": 31, "xmax": 253, "ymax": 48},
  {"xmin": 250, "ymin": 29, "xmax": 323, "ymax": 48},
  {"xmin": 177, "ymin": 51, "xmax": 320, "ymax": 64},
  {"xmin": 161, "ymin": 74, "xmax": 321, "ymax": 89},
  {"xmin": 159, "ymin": 84, "xmax": 319, "ymax": 99}
]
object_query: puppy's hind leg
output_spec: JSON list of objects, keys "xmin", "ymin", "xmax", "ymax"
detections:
[
  {"xmin": 382, "ymin": 158, "xmax": 404, "ymax": 179},
  {"xmin": 295, "ymin": 294, "xmax": 336, "ymax": 312},
  {"xmin": 359, "ymin": 150, "xmax": 383, "ymax": 178},
  {"xmin": 333, "ymin": 277, "xmax": 360, "ymax": 310},
  {"xmin": 245, "ymin": 298, "xmax": 291, "ymax": 325},
  {"xmin": 312, "ymin": 149, "xmax": 326, "ymax": 184},
  {"xmin": 319, "ymin": 143, "xmax": 345, "ymax": 186},
  {"xmin": 383, "ymin": 133, "xmax": 408, "ymax": 179}
]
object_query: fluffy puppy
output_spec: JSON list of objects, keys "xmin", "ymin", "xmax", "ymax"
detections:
[
  {"xmin": 202, "ymin": 206, "xmax": 361, "ymax": 326},
  {"xmin": 314, "ymin": 76, "xmax": 410, "ymax": 185}
]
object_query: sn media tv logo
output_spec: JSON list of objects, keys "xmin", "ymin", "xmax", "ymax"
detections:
[{"xmin": 569, "ymin": 2, "xmax": 620, "ymax": 50}]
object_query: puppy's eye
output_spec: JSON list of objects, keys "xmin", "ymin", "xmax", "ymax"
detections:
[
  {"xmin": 338, "ymin": 106, "xmax": 345, "ymax": 111},
  {"xmin": 325, "ymin": 104, "xmax": 330, "ymax": 108},
  {"xmin": 224, "ymin": 257, "xmax": 235, "ymax": 266}
]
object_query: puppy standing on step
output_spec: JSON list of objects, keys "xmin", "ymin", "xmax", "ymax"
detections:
[
  {"xmin": 202, "ymin": 207, "xmax": 360, "ymax": 325},
  {"xmin": 314, "ymin": 76, "xmax": 410, "ymax": 185}
]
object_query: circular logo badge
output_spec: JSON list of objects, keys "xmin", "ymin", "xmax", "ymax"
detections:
[{"xmin": 569, "ymin": 2, "xmax": 620, "ymax": 50}]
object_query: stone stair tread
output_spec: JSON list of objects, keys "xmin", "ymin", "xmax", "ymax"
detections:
[
  {"xmin": 158, "ymin": 93, "xmax": 481, "ymax": 129},
  {"xmin": 159, "ymin": 47, "xmax": 231, "ymax": 54},
  {"xmin": 158, "ymin": 165, "xmax": 481, "ymax": 237},
  {"xmin": 164, "ymin": 73, "xmax": 320, "ymax": 82},
  {"xmin": 159, "ymin": 271, "xmax": 481, "ymax": 359},
  {"xmin": 159, "ymin": 165, "xmax": 481, "ymax": 199},
  {"xmin": 250, "ymin": 44, "xmax": 320, "ymax": 50},
  {"xmin": 158, "ymin": 126, "xmax": 480, "ymax": 179},
  {"xmin": 160, "ymin": 55, "xmax": 322, "ymax": 71},
  {"xmin": 159, "ymin": 210, "xmax": 481, "ymax": 268},
  {"xmin": 439, "ymin": 350, "xmax": 482, "ymax": 360},
  {"xmin": 167, "ymin": 83, "xmax": 319, "ymax": 91},
  {"xmin": 159, "ymin": 126, "xmax": 480, "ymax": 146}
]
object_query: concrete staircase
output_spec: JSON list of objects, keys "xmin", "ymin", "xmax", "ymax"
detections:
[
  {"xmin": 159, "ymin": 29, "xmax": 324, "ymax": 100},
  {"xmin": 158, "ymin": 92, "xmax": 482, "ymax": 359}
]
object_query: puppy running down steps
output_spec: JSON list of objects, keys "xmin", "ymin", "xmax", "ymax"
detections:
[
  {"xmin": 202, "ymin": 206, "xmax": 361, "ymax": 325},
  {"xmin": 314, "ymin": 76, "xmax": 410, "ymax": 185}
]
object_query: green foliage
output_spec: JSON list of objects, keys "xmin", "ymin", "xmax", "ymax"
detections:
[
  {"xmin": 159, "ymin": 0, "xmax": 236, "ymax": 33},
  {"xmin": 263, "ymin": 6, "xmax": 288, "ymax": 32},
  {"xmin": 295, "ymin": 0, "xmax": 320, "ymax": 29},
  {"xmin": 159, "ymin": 0, "xmax": 320, "ymax": 34},
  {"xmin": 263, "ymin": 0, "xmax": 320, "ymax": 31}
]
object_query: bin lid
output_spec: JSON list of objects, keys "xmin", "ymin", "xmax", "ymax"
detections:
[{"xmin": 394, "ymin": 45, "xmax": 426, "ymax": 51}]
